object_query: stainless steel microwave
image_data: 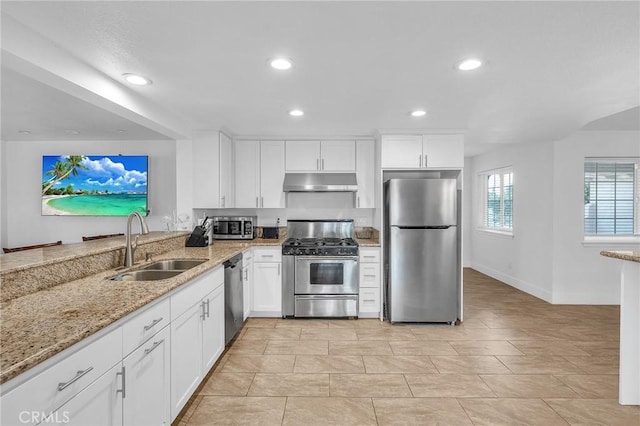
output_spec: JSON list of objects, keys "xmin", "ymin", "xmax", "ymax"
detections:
[{"xmin": 212, "ymin": 216, "xmax": 257, "ymax": 240}]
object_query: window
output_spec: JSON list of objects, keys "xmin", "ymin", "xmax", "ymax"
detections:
[
  {"xmin": 584, "ymin": 158, "xmax": 640, "ymax": 236},
  {"xmin": 479, "ymin": 166, "xmax": 513, "ymax": 233}
]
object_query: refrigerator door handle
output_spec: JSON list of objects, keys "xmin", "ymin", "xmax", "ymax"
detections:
[{"xmin": 395, "ymin": 225, "xmax": 453, "ymax": 230}]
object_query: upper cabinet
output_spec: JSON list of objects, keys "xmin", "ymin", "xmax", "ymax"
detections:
[
  {"xmin": 285, "ymin": 140, "xmax": 356, "ymax": 172},
  {"xmin": 381, "ymin": 134, "xmax": 464, "ymax": 169},
  {"xmin": 356, "ymin": 140, "xmax": 375, "ymax": 208},
  {"xmin": 192, "ymin": 131, "xmax": 234, "ymax": 208},
  {"xmin": 234, "ymin": 140, "xmax": 285, "ymax": 208}
]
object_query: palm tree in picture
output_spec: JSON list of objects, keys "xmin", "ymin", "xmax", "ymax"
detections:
[{"xmin": 42, "ymin": 155, "xmax": 88, "ymax": 195}]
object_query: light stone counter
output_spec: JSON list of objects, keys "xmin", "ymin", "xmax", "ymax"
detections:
[{"xmin": 0, "ymin": 232, "xmax": 285, "ymax": 385}]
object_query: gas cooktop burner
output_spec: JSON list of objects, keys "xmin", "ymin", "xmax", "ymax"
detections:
[{"xmin": 282, "ymin": 237, "xmax": 359, "ymax": 256}]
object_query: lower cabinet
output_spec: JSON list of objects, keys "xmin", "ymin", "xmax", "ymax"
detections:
[
  {"xmin": 252, "ymin": 248, "xmax": 282, "ymax": 316},
  {"xmin": 242, "ymin": 250, "xmax": 253, "ymax": 320},
  {"xmin": 359, "ymin": 247, "xmax": 381, "ymax": 318}
]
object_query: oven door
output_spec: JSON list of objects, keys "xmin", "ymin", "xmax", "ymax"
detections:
[{"xmin": 294, "ymin": 256, "xmax": 359, "ymax": 295}]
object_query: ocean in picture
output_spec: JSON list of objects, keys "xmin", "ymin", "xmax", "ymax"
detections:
[{"xmin": 42, "ymin": 155, "xmax": 148, "ymax": 216}]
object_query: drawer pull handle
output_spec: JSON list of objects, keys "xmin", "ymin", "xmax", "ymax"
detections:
[
  {"xmin": 144, "ymin": 339, "xmax": 165, "ymax": 357},
  {"xmin": 205, "ymin": 299, "xmax": 210, "ymax": 318},
  {"xmin": 363, "ymin": 299, "xmax": 376, "ymax": 303},
  {"xmin": 364, "ymin": 256, "xmax": 376, "ymax": 259},
  {"xmin": 261, "ymin": 254, "xmax": 274, "ymax": 258},
  {"xmin": 57, "ymin": 366, "xmax": 94, "ymax": 391},
  {"xmin": 364, "ymin": 274, "xmax": 377, "ymax": 278},
  {"xmin": 143, "ymin": 317, "xmax": 163, "ymax": 331},
  {"xmin": 116, "ymin": 366, "xmax": 126, "ymax": 398}
]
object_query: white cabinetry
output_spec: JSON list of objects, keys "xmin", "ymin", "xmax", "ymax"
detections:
[
  {"xmin": 381, "ymin": 134, "xmax": 463, "ymax": 169},
  {"xmin": 356, "ymin": 140, "xmax": 375, "ymax": 208},
  {"xmin": 252, "ymin": 248, "xmax": 282, "ymax": 316},
  {"xmin": 285, "ymin": 140, "xmax": 356, "ymax": 172},
  {"xmin": 242, "ymin": 250, "xmax": 253, "ymax": 320},
  {"xmin": 170, "ymin": 267, "xmax": 224, "ymax": 420},
  {"xmin": 235, "ymin": 140, "xmax": 285, "ymax": 208},
  {"xmin": 193, "ymin": 131, "xmax": 233, "ymax": 208},
  {"xmin": 359, "ymin": 247, "xmax": 381, "ymax": 317}
]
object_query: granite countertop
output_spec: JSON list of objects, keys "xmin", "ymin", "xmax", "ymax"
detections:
[
  {"xmin": 354, "ymin": 227, "xmax": 381, "ymax": 247},
  {"xmin": 600, "ymin": 250, "xmax": 640, "ymax": 263},
  {"xmin": 0, "ymin": 233, "xmax": 286, "ymax": 385}
]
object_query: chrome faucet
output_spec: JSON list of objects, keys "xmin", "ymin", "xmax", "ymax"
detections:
[{"xmin": 124, "ymin": 211, "xmax": 150, "ymax": 267}]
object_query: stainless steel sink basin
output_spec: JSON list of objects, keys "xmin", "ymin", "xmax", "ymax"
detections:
[
  {"xmin": 139, "ymin": 259, "xmax": 207, "ymax": 271},
  {"xmin": 110, "ymin": 270, "xmax": 183, "ymax": 281}
]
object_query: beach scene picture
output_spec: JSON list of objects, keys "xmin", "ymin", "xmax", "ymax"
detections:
[{"xmin": 42, "ymin": 155, "xmax": 148, "ymax": 216}]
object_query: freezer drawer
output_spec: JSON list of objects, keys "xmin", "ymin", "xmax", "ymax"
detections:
[
  {"xmin": 295, "ymin": 295, "xmax": 358, "ymax": 318},
  {"xmin": 388, "ymin": 226, "xmax": 457, "ymax": 323}
]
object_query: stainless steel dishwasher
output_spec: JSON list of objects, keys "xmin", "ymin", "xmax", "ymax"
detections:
[{"xmin": 224, "ymin": 254, "xmax": 244, "ymax": 345}]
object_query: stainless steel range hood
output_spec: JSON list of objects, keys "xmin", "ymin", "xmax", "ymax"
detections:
[{"xmin": 283, "ymin": 173, "xmax": 358, "ymax": 192}]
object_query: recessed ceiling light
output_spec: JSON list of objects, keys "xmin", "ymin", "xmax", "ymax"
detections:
[
  {"xmin": 122, "ymin": 73, "xmax": 152, "ymax": 85},
  {"xmin": 411, "ymin": 110, "xmax": 427, "ymax": 117},
  {"xmin": 456, "ymin": 58, "xmax": 483, "ymax": 71},
  {"xmin": 289, "ymin": 109, "xmax": 304, "ymax": 117},
  {"xmin": 270, "ymin": 58, "xmax": 293, "ymax": 70},
  {"xmin": 65, "ymin": 130, "xmax": 80, "ymax": 135},
  {"xmin": 18, "ymin": 130, "xmax": 31, "ymax": 135},
  {"xmin": 117, "ymin": 129, "xmax": 127, "ymax": 133}
]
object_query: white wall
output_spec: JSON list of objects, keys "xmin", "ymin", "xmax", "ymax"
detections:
[
  {"xmin": 2, "ymin": 139, "xmax": 177, "ymax": 247},
  {"xmin": 467, "ymin": 130, "xmax": 640, "ymax": 305},
  {"xmin": 462, "ymin": 158, "xmax": 472, "ymax": 267},
  {"xmin": 469, "ymin": 141, "xmax": 555, "ymax": 302},
  {"xmin": 551, "ymin": 131, "xmax": 640, "ymax": 304}
]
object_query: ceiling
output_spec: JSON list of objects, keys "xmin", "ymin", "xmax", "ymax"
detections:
[{"xmin": 1, "ymin": 1, "xmax": 638, "ymax": 155}]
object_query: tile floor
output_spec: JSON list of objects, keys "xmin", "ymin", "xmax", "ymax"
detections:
[{"xmin": 175, "ymin": 268, "xmax": 640, "ymax": 425}]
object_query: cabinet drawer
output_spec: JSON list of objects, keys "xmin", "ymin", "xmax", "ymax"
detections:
[
  {"xmin": 252, "ymin": 248, "xmax": 282, "ymax": 263},
  {"xmin": 359, "ymin": 263, "xmax": 380, "ymax": 288},
  {"xmin": 359, "ymin": 248, "xmax": 380, "ymax": 263},
  {"xmin": 242, "ymin": 249, "xmax": 253, "ymax": 262},
  {"xmin": 123, "ymin": 298, "xmax": 170, "ymax": 356},
  {"xmin": 1, "ymin": 327, "xmax": 122, "ymax": 426},
  {"xmin": 171, "ymin": 267, "xmax": 223, "ymax": 320},
  {"xmin": 359, "ymin": 287, "xmax": 380, "ymax": 313}
]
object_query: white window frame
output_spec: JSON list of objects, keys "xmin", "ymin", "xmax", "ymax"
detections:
[
  {"xmin": 478, "ymin": 166, "xmax": 513, "ymax": 236},
  {"xmin": 583, "ymin": 157, "xmax": 640, "ymax": 245}
]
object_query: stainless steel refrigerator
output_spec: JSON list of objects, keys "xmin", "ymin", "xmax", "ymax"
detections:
[{"xmin": 384, "ymin": 178, "xmax": 458, "ymax": 323}]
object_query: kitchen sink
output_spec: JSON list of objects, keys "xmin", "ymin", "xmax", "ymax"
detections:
[
  {"xmin": 139, "ymin": 259, "xmax": 207, "ymax": 271},
  {"xmin": 110, "ymin": 270, "xmax": 183, "ymax": 281},
  {"xmin": 109, "ymin": 258, "xmax": 208, "ymax": 281}
]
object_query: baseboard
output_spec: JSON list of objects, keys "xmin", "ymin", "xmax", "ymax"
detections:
[
  {"xmin": 470, "ymin": 263, "xmax": 553, "ymax": 303},
  {"xmin": 551, "ymin": 291, "xmax": 619, "ymax": 305}
]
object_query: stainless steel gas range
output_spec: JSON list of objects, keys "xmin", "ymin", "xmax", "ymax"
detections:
[{"xmin": 282, "ymin": 220, "xmax": 359, "ymax": 318}]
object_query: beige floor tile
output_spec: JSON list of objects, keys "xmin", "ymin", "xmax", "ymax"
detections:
[
  {"xmin": 276, "ymin": 319, "xmax": 329, "ymax": 328},
  {"xmin": 329, "ymin": 340, "xmax": 393, "ymax": 355},
  {"xmin": 510, "ymin": 340, "xmax": 592, "ymax": 356},
  {"xmin": 247, "ymin": 373, "xmax": 329, "ymax": 396},
  {"xmin": 293, "ymin": 355, "xmax": 365, "ymax": 373},
  {"xmin": 410, "ymin": 326, "xmax": 469, "ymax": 340},
  {"xmin": 221, "ymin": 354, "xmax": 295, "ymax": 373},
  {"xmin": 198, "ymin": 373, "xmax": 255, "ymax": 396},
  {"xmin": 362, "ymin": 355, "xmax": 437, "ymax": 373},
  {"xmin": 301, "ymin": 328, "xmax": 358, "ymax": 340},
  {"xmin": 389, "ymin": 340, "xmax": 458, "ymax": 355},
  {"xmin": 187, "ymin": 396, "xmax": 286, "ymax": 425},
  {"xmin": 480, "ymin": 374, "xmax": 579, "ymax": 398},
  {"xmin": 572, "ymin": 340, "xmax": 619, "ymax": 357},
  {"xmin": 457, "ymin": 318, "xmax": 490, "ymax": 329},
  {"xmin": 545, "ymin": 399, "xmax": 640, "ymax": 425},
  {"xmin": 430, "ymin": 355, "xmax": 511, "ymax": 374},
  {"xmin": 458, "ymin": 398, "xmax": 568, "ymax": 425},
  {"xmin": 373, "ymin": 398, "xmax": 472, "ymax": 425},
  {"xmin": 497, "ymin": 355, "xmax": 583, "ymax": 374},
  {"xmin": 283, "ymin": 397, "xmax": 376, "ymax": 425},
  {"xmin": 227, "ymin": 339, "xmax": 268, "ymax": 354},
  {"xmin": 450, "ymin": 340, "xmax": 524, "ymax": 355},
  {"xmin": 405, "ymin": 374, "xmax": 495, "ymax": 397},
  {"xmin": 356, "ymin": 327, "xmax": 416, "ymax": 341},
  {"xmin": 564, "ymin": 355, "xmax": 619, "ymax": 374},
  {"xmin": 328, "ymin": 318, "xmax": 384, "ymax": 328},
  {"xmin": 330, "ymin": 373, "xmax": 412, "ymax": 397},
  {"xmin": 241, "ymin": 327, "xmax": 301, "ymax": 340},
  {"xmin": 243, "ymin": 317, "xmax": 278, "ymax": 328},
  {"xmin": 264, "ymin": 339, "xmax": 328, "ymax": 355},
  {"xmin": 177, "ymin": 394, "xmax": 203, "ymax": 424},
  {"xmin": 555, "ymin": 374, "xmax": 619, "ymax": 399}
]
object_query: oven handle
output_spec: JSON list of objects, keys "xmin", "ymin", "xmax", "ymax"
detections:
[
  {"xmin": 295, "ymin": 294, "xmax": 358, "ymax": 300},
  {"xmin": 295, "ymin": 256, "xmax": 359, "ymax": 262}
]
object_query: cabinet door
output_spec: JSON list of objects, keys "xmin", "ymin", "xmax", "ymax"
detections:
[
  {"xmin": 192, "ymin": 132, "xmax": 220, "ymax": 208},
  {"xmin": 260, "ymin": 141, "xmax": 286, "ymax": 208},
  {"xmin": 321, "ymin": 140, "xmax": 356, "ymax": 171},
  {"xmin": 355, "ymin": 140, "xmax": 375, "ymax": 208},
  {"xmin": 381, "ymin": 135, "xmax": 423, "ymax": 168},
  {"xmin": 170, "ymin": 303, "xmax": 204, "ymax": 420},
  {"xmin": 423, "ymin": 134, "xmax": 464, "ymax": 168},
  {"xmin": 219, "ymin": 132, "xmax": 233, "ymax": 208},
  {"xmin": 285, "ymin": 140, "xmax": 320, "ymax": 171},
  {"xmin": 43, "ymin": 364, "xmax": 123, "ymax": 426},
  {"xmin": 242, "ymin": 264, "xmax": 252, "ymax": 320},
  {"xmin": 252, "ymin": 262, "xmax": 282, "ymax": 315},
  {"xmin": 235, "ymin": 140, "xmax": 260, "ymax": 208},
  {"xmin": 202, "ymin": 284, "xmax": 225, "ymax": 373},
  {"xmin": 122, "ymin": 327, "xmax": 170, "ymax": 426}
]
